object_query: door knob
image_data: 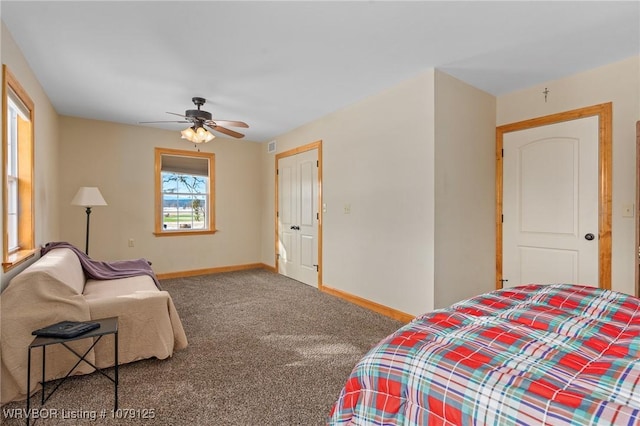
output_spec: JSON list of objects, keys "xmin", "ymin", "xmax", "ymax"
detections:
[
  {"xmin": 290, "ymin": 225, "xmax": 300, "ymax": 230},
  {"xmin": 585, "ymin": 233, "xmax": 595, "ymax": 241}
]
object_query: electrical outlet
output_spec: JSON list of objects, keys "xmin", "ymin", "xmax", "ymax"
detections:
[
  {"xmin": 128, "ymin": 238, "xmax": 134, "ymax": 247},
  {"xmin": 622, "ymin": 204, "xmax": 635, "ymax": 218}
]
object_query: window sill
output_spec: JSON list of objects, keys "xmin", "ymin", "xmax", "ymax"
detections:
[
  {"xmin": 3, "ymin": 248, "xmax": 36, "ymax": 272},
  {"xmin": 153, "ymin": 229, "xmax": 218, "ymax": 237}
]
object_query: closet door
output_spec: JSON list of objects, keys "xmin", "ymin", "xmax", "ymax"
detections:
[{"xmin": 277, "ymin": 148, "xmax": 319, "ymax": 287}]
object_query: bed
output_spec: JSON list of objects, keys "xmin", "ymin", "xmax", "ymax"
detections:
[{"xmin": 328, "ymin": 284, "xmax": 640, "ymax": 425}]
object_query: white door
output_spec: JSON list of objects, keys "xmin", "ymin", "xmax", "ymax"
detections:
[
  {"xmin": 278, "ymin": 148, "xmax": 319, "ymax": 287},
  {"xmin": 502, "ymin": 116, "xmax": 599, "ymax": 287}
]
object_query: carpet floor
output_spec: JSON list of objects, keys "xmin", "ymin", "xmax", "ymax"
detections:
[{"xmin": 1, "ymin": 269, "xmax": 404, "ymax": 425}]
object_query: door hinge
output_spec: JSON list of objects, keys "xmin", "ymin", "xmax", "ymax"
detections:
[
  {"xmin": 277, "ymin": 211, "xmax": 279, "ymax": 218},
  {"xmin": 313, "ymin": 264, "xmax": 319, "ymax": 272},
  {"xmin": 316, "ymin": 212, "xmax": 319, "ymax": 220},
  {"xmin": 277, "ymin": 169, "xmax": 279, "ymax": 175},
  {"xmin": 316, "ymin": 160, "xmax": 319, "ymax": 167},
  {"xmin": 501, "ymin": 148, "xmax": 504, "ymax": 157},
  {"xmin": 501, "ymin": 214, "xmax": 504, "ymax": 223}
]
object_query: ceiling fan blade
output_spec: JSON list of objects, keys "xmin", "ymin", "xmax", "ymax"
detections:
[
  {"xmin": 139, "ymin": 120, "xmax": 189, "ymax": 124},
  {"xmin": 205, "ymin": 124, "xmax": 245, "ymax": 139},
  {"xmin": 166, "ymin": 111, "xmax": 188, "ymax": 118},
  {"xmin": 210, "ymin": 119, "xmax": 249, "ymax": 128}
]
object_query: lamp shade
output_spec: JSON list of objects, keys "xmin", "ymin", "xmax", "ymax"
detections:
[{"xmin": 71, "ymin": 187, "xmax": 107, "ymax": 207}]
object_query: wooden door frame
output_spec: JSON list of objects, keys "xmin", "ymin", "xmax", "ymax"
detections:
[
  {"xmin": 274, "ymin": 140, "xmax": 323, "ymax": 288},
  {"xmin": 496, "ymin": 103, "xmax": 612, "ymax": 290},
  {"xmin": 636, "ymin": 121, "xmax": 640, "ymax": 296}
]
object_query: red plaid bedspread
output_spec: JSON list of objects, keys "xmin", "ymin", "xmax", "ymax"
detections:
[{"xmin": 328, "ymin": 284, "xmax": 640, "ymax": 425}]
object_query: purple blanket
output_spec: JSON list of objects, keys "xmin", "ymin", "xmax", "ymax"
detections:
[{"xmin": 41, "ymin": 242, "xmax": 161, "ymax": 289}]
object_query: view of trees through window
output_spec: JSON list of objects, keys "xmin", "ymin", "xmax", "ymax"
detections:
[{"xmin": 161, "ymin": 172, "xmax": 208, "ymax": 230}]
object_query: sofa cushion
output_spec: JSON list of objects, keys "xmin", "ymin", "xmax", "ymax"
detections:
[
  {"xmin": 85, "ymin": 290, "xmax": 187, "ymax": 368},
  {"xmin": 17, "ymin": 248, "xmax": 86, "ymax": 295},
  {"xmin": 83, "ymin": 275, "xmax": 158, "ymax": 300}
]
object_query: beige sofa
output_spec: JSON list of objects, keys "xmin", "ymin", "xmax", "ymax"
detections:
[{"xmin": 0, "ymin": 247, "xmax": 188, "ymax": 404}]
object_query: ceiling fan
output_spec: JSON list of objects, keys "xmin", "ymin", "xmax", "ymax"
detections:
[{"xmin": 140, "ymin": 97, "xmax": 249, "ymax": 142}]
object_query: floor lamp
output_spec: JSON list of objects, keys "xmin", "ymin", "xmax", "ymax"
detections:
[{"xmin": 71, "ymin": 187, "xmax": 107, "ymax": 255}]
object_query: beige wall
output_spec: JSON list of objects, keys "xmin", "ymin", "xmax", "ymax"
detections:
[
  {"xmin": 497, "ymin": 55, "xmax": 640, "ymax": 296},
  {"xmin": 3, "ymin": 14, "xmax": 637, "ymax": 314},
  {"xmin": 433, "ymin": 70, "xmax": 496, "ymax": 308},
  {"xmin": 261, "ymin": 70, "xmax": 498, "ymax": 316},
  {"xmin": 1, "ymin": 22, "xmax": 61, "ymax": 290},
  {"xmin": 58, "ymin": 116, "xmax": 263, "ymax": 275},
  {"xmin": 261, "ymin": 71, "xmax": 438, "ymax": 316}
]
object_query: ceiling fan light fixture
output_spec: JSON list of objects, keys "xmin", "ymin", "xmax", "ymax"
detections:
[
  {"xmin": 197, "ymin": 127, "xmax": 215, "ymax": 143},
  {"xmin": 196, "ymin": 126, "xmax": 208, "ymax": 138},
  {"xmin": 181, "ymin": 125, "xmax": 214, "ymax": 144},
  {"xmin": 180, "ymin": 126, "xmax": 196, "ymax": 140}
]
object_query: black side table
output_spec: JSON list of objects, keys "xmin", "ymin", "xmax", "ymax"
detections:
[{"xmin": 26, "ymin": 317, "xmax": 118, "ymax": 425}]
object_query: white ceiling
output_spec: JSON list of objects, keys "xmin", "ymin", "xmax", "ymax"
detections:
[{"xmin": 2, "ymin": 1, "xmax": 639, "ymax": 143}]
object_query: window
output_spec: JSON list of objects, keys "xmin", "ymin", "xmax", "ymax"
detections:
[
  {"xmin": 2, "ymin": 65, "xmax": 35, "ymax": 270},
  {"xmin": 154, "ymin": 147, "xmax": 215, "ymax": 235}
]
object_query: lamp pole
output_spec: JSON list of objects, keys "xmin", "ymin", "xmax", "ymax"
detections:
[{"xmin": 84, "ymin": 206, "xmax": 92, "ymax": 255}]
